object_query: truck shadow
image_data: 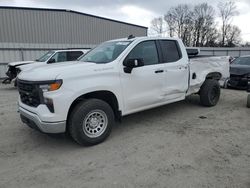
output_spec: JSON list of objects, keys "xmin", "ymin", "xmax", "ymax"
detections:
[
  {"xmin": 111, "ymin": 95, "xmax": 202, "ymax": 135},
  {"xmin": 23, "ymin": 95, "xmax": 202, "ymax": 149}
]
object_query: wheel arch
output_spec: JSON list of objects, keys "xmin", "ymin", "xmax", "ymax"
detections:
[
  {"xmin": 66, "ymin": 90, "xmax": 121, "ymax": 129},
  {"xmin": 206, "ymin": 72, "xmax": 222, "ymax": 80}
]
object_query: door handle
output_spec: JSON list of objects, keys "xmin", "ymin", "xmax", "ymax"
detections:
[
  {"xmin": 155, "ymin": 70, "xmax": 164, "ymax": 74},
  {"xmin": 179, "ymin": 66, "xmax": 188, "ymax": 70}
]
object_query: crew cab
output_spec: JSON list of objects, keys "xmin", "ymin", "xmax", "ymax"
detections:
[
  {"xmin": 2, "ymin": 49, "xmax": 89, "ymax": 85},
  {"xmin": 17, "ymin": 37, "xmax": 229, "ymax": 146}
]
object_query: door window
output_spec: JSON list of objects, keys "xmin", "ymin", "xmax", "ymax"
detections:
[
  {"xmin": 160, "ymin": 40, "xmax": 182, "ymax": 63},
  {"xmin": 67, "ymin": 51, "xmax": 84, "ymax": 61},
  {"xmin": 50, "ymin": 52, "xmax": 67, "ymax": 63},
  {"xmin": 127, "ymin": 41, "xmax": 159, "ymax": 66}
]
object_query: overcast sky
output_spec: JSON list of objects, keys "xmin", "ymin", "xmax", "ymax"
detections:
[{"xmin": 1, "ymin": 0, "xmax": 250, "ymax": 42}]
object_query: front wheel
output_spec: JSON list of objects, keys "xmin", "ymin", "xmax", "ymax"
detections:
[
  {"xmin": 200, "ymin": 79, "xmax": 221, "ymax": 107},
  {"xmin": 68, "ymin": 99, "xmax": 114, "ymax": 146}
]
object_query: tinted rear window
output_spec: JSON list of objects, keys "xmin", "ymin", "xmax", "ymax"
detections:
[
  {"xmin": 160, "ymin": 40, "xmax": 182, "ymax": 63},
  {"xmin": 67, "ymin": 51, "xmax": 84, "ymax": 61}
]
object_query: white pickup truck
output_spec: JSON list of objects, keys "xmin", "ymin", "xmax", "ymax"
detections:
[{"xmin": 17, "ymin": 37, "xmax": 229, "ymax": 145}]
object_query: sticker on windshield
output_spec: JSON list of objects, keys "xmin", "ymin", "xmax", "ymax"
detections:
[{"xmin": 116, "ymin": 42, "xmax": 130, "ymax": 46}]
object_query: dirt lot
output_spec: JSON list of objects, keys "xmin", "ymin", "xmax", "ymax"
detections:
[{"xmin": 0, "ymin": 84, "xmax": 249, "ymax": 188}]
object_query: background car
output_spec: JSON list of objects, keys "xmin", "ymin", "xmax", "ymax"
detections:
[
  {"xmin": 228, "ymin": 55, "xmax": 250, "ymax": 89},
  {"xmin": 2, "ymin": 49, "xmax": 89, "ymax": 85}
]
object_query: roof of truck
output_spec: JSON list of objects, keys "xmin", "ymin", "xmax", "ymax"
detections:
[{"xmin": 109, "ymin": 36, "xmax": 181, "ymax": 42}]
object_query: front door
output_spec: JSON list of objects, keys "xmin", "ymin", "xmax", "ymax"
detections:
[{"xmin": 121, "ymin": 40, "xmax": 165, "ymax": 114}]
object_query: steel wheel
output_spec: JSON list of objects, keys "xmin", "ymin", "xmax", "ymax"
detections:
[
  {"xmin": 210, "ymin": 86, "xmax": 220, "ymax": 103},
  {"xmin": 83, "ymin": 110, "xmax": 108, "ymax": 138}
]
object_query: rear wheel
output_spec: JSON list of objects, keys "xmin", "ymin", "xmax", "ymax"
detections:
[
  {"xmin": 200, "ymin": 79, "xmax": 221, "ymax": 107},
  {"xmin": 68, "ymin": 99, "xmax": 114, "ymax": 146}
]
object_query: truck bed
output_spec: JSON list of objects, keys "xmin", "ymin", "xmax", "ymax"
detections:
[{"xmin": 188, "ymin": 56, "xmax": 230, "ymax": 95}]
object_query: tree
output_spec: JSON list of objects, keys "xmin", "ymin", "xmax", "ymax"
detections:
[
  {"xmin": 242, "ymin": 42, "xmax": 250, "ymax": 47},
  {"xmin": 164, "ymin": 4, "xmax": 193, "ymax": 46},
  {"xmin": 150, "ymin": 1, "xmax": 242, "ymax": 47},
  {"xmin": 164, "ymin": 13, "xmax": 176, "ymax": 37},
  {"xmin": 150, "ymin": 17, "xmax": 166, "ymax": 36},
  {"xmin": 218, "ymin": 1, "xmax": 238, "ymax": 46},
  {"xmin": 203, "ymin": 27, "xmax": 220, "ymax": 47},
  {"xmin": 193, "ymin": 3, "xmax": 216, "ymax": 47},
  {"xmin": 225, "ymin": 25, "xmax": 241, "ymax": 47}
]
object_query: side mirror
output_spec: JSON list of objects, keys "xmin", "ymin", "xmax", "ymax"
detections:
[
  {"xmin": 123, "ymin": 58, "xmax": 144, "ymax": 73},
  {"xmin": 48, "ymin": 58, "xmax": 56, "ymax": 64}
]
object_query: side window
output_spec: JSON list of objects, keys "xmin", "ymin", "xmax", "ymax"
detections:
[
  {"xmin": 67, "ymin": 51, "xmax": 84, "ymax": 61},
  {"xmin": 127, "ymin": 41, "xmax": 159, "ymax": 66},
  {"xmin": 160, "ymin": 40, "xmax": 182, "ymax": 63},
  {"xmin": 50, "ymin": 52, "xmax": 67, "ymax": 63}
]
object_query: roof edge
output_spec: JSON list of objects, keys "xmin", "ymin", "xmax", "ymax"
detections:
[{"xmin": 0, "ymin": 6, "xmax": 148, "ymax": 30}]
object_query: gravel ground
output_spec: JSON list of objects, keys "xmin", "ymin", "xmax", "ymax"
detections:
[{"xmin": 0, "ymin": 84, "xmax": 249, "ymax": 188}]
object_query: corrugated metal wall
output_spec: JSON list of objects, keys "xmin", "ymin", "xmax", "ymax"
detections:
[
  {"xmin": 200, "ymin": 47, "xmax": 250, "ymax": 57},
  {"xmin": 0, "ymin": 7, "xmax": 147, "ymax": 45}
]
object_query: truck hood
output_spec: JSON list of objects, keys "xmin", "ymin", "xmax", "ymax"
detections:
[
  {"xmin": 9, "ymin": 61, "xmax": 36, "ymax": 67},
  {"xmin": 230, "ymin": 64, "xmax": 250, "ymax": 76},
  {"xmin": 18, "ymin": 62, "xmax": 47, "ymax": 71},
  {"xmin": 17, "ymin": 61, "xmax": 97, "ymax": 81}
]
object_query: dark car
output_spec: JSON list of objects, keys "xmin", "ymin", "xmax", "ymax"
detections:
[
  {"xmin": 228, "ymin": 56, "xmax": 250, "ymax": 89},
  {"xmin": 247, "ymin": 76, "xmax": 250, "ymax": 108}
]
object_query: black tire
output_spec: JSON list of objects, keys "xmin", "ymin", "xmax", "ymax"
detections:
[
  {"xmin": 68, "ymin": 99, "xmax": 114, "ymax": 146},
  {"xmin": 200, "ymin": 79, "xmax": 221, "ymax": 107},
  {"xmin": 247, "ymin": 95, "xmax": 250, "ymax": 108}
]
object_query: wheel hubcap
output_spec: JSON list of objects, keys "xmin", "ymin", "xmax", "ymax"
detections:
[
  {"xmin": 83, "ymin": 110, "xmax": 108, "ymax": 138},
  {"xmin": 210, "ymin": 86, "xmax": 219, "ymax": 103}
]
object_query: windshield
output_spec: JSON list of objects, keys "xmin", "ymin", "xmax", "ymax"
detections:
[
  {"xmin": 79, "ymin": 41, "xmax": 132, "ymax": 63},
  {"xmin": 232, "ymin": 57, "xmax": 250, "ymax": 66},
  {"xmin": 36, "ymin": 51, "xmax": 55, "ymax": 62}
]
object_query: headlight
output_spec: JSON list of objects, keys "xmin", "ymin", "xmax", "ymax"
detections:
[
  {"xmin": 16, "ymin": 68, "xmax": 21, "ymax": 75},
  {"xmin": 39, "ymin": 80, "xmax": 63, "ymax": 92}
]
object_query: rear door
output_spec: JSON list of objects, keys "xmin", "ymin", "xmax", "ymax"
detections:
[{"xmin": 159, "ymin": 40, "xmax": 189, "ymax": 100}]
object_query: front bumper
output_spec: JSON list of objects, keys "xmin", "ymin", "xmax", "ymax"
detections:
[
  {"xmin": 228, "ymin": 76, "xmax": 248, "ymax": 89},
  {"xmin": 19, "ymin": 105, "xmax": 66, "ymax": 133},
  {"xmin": 247, "ymin": 77, "xmax": 250, "ymax": 92}
]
